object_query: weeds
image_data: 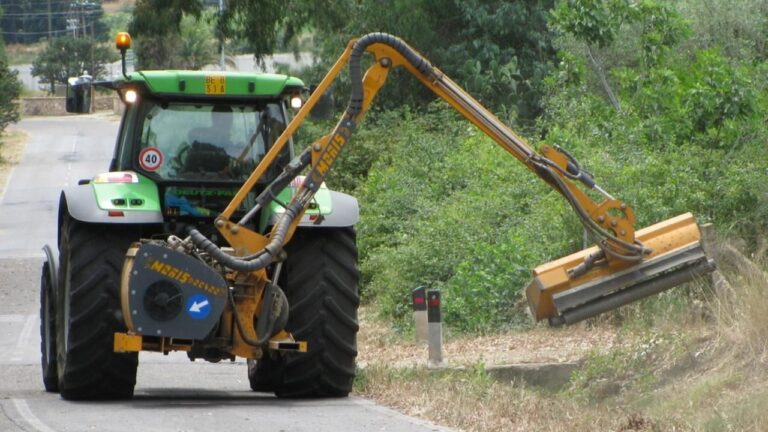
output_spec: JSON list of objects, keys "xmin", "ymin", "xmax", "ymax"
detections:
[
  {"xmin": 569, "ymin": 330, "xmax": 688, "ymax": 401},
  {"xmin": 355, "ymin": 238, "xmax": 768, "ymax": 431}
]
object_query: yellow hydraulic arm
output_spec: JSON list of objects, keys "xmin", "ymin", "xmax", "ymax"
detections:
[{"xmin": 189, "ymin": 33, "xmax": 713, "ymax": 326}]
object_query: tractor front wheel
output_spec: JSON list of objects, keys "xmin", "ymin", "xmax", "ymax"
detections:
[
  {"xmin": 56, "ymin": 217, "xmax": 139, "ymax": 400},
  {"xmin": 249, "ymin": 227, "xmax": 360, "ymax": 398}
]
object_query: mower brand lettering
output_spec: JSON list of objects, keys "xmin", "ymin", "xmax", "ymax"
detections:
[
  {"xmin": 146, "ymin": 259, "xmax": 221, "ymax": 296},
  {"xmin": 311, "ymin": 126, "xmax": 350, "ymax": 186}
]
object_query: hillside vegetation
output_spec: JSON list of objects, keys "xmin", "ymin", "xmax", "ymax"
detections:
[{"xmin": 304, "ymin": 0, "xmax": 768, "ymax": 334}]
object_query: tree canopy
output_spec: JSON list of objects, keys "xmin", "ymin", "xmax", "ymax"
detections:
[
  {"xmin": 0, "ymin": 6, "xmax": 20, "ymax": 133},
  {"xmin": 31, "ymin": 36, "xmax": 116, "ymax": 93}
]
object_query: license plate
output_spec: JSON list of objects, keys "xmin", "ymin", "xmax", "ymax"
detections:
[{"xmin": 204, "ymin": 75, "xmax": 225, "ymax": 94}]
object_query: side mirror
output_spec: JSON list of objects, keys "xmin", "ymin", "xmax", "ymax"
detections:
[
  {"xmin": 66, "ymin": 75, "xmax": 93, "ymax": 114},
  {"xmin": 308, "ymin": 84, "xmax": 334, "ymax": 121}
]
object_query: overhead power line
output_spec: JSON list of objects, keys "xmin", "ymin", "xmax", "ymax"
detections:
[
  {"xmin": 1, "ymin": 24, "xmax": 90, "ymax": 36},
  {"xmin": 2, "ymin": 12, "xmax": 83, "ymax": 17},
  {"xmin": 0, "ymin": 0, "xmax": 77, "ymax": 6}
]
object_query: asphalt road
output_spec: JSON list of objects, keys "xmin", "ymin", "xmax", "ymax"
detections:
[{"xmin": 0, "ymin": 115, "xmax": 449, "ymax": 432}]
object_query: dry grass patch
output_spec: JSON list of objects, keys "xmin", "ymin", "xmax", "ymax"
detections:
[
  {"xmin": 354, "ymin": 239, "xmax": 768, "ymax": 431},
  {"xmin": 0, "ymin": 128, "xmax": 29, "ymax": 195},
  {"xmin": 357, "ymin": 306, "xmax": 622, "ymax": 369},
  {"xmin": 102, "ymin": 0, "xmax": 136, "ymax": 13},
  {"xmin": 355, "ymin": 363, "xmax": 659, "ymax": 432},
  {"xmin": 6, "ymin": 43, "xmax": 45, "ymax": 65}
]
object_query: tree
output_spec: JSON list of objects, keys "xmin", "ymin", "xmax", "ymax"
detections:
[
  {"xmin": 177, "ymin": 10, "xmax": 219, "ymax": 70},
  {"xmin": 31, "ymin": 36, "xmax": 117, "ymax": 94},
  {"xmin": 294, "ymin": 0, "xmax": 558, "ymax": 123},
  {"xmin": 218, "ymin": 0, "xmax": 341, "ymax": 61},
  {"xmin": 129, "ymin": 0, "xmax": 559, "ymax": 123},
  {"xmin": 129, "ymin": 0, "xmax": 308, "ymax": 69},
  {"xmin": 551, "ymin": 0, "xmax": 688, "ymax": 112},
  {"xmin": 0, "ymin": 6, "xmax": 20, "ymax": 134},
  {"xmin": 128, "ymin": 0, "xmax": 203, "ymax": 69}
]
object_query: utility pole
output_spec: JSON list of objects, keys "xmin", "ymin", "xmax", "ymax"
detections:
[
  {"xmin": 219, "ymin": 0, "xmax": 225, "ymax": 71},
  {"xmin": 47, "ymin": 0, "xmax": 52, "ymax": 39},
  {"xmin": 80, "ymin": 1, "xmax": 85, "ymax": 39}
]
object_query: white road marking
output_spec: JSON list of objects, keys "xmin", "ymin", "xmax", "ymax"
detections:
[
  {"xmin": 11, "ymin": 314, "xmax": 37, "ymax": 362},
  {"xmin": 64, "ymin": 138, "xmax": 76, "ymax": 187},
  {"xmin": 0, "ymin": 314, "xmax": 26, "ymax": 323},
  {"xmin": 0, "ymin": 166, "xmax": 17, "ymax": 206},
  {"xmin": 64, "ymin": 162, "xmax": 71, "ymax": 187},
  {"xmin": 12, "ymin": 399, "xmax": 57, "ymax": 432}
]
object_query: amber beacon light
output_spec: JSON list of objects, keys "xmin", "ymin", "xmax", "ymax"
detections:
[
  {"xmin": 115, "ymin": 32, "xmax": 132, "ymax": 78},
  {"xmin": 115, "ymin": 32, "xmax": 132, "ymax": 50}
]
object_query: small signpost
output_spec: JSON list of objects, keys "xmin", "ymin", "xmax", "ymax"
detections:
[
  {"xmin": 427, "ymin": 289, "xmax": 444, "ymax": 367},
  {"xmin": 412, "ymin": 286, "xmax": 428, "ymax": 344}
]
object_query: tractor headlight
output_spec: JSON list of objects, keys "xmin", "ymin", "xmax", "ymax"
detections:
[
  {"xmin": 124, "ymin": 89, "xmax": 138, "ymax": 104},
  {"xmin": 290, "ymin": 94, "xmax": 303, "ymax": 109}
]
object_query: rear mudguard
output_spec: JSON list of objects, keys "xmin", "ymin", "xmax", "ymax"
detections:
[
  {"xmin": 58, "ymin": 172, "xmax": 162, "ymax": 236},
  {"xmin": 264, "ymin": 189, "xmax": 360, "ymax": 229},
  {"xmin": 303, "ymin": 190, "xmax": 359, "ymax": 227},
  {"xmin": 58, "ymin": 172, "xmax": 163, "ymax": 245}
]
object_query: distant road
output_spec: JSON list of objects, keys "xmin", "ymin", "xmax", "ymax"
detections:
[{"xmin": 12, "ymin": 52, "xmax": 314, "ymax": 92}]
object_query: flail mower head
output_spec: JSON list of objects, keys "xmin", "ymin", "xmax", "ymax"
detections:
[{"xmin": 526, "ymin": 213, "xmax": 715, "ymax": 326}]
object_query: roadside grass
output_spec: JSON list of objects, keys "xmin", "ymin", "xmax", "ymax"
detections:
[
  {"xmin": 0, "ymin": 129, "xmax": 28, "ymax": 165},
  {"xmin": 102, "ymin": 0, "xmax": 136, "ymax": 14},
  {"xmin": 0, "ymin": 129, "xmax": 28, "ymax": 194},
  {"xmin": 354, "ymin": 361, "xmax": 661, "ymax": 431},
  {"xmin": 6, "ymin": 43, "xmax": 45, "ymax": 65},
  {"xmin": 354, "ymin": 239, "xmax": 768, "ymax": 431}
]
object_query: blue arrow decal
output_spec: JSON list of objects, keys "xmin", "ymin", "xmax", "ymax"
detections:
[{"xmin": 186, "ymin": 294, "xmax": 211, "ymax": 320}]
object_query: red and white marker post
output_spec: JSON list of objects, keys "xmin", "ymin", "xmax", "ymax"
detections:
[
  {"xmin": 412, "ymin": 286, "xmax": 428, "ymax": 344},
  {"xmin": 427, "ymin": 289, "xmax": 444, "ymax": 367}
]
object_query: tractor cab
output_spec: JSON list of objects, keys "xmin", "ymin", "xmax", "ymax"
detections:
[{"xmin": 67, "ymin": 68, "xmax": 307, "ymax": 232}]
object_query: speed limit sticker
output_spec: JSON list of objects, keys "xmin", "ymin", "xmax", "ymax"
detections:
[{"xmin": 139, "ymin": 147, "xmax": 164, "ymax": 172}]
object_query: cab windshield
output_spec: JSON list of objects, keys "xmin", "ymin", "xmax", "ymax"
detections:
[{"xmin": 135, "ymin": 101, "xmax": 288, "ymax": 181}]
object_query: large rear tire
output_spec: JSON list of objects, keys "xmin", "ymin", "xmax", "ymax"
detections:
[
  {"xmin": 40, "ymin": 262, "xmax": 58, "ymax": 392},
  {"xmin": 248, "ymin": 227, "xmax": 360, "ymax": 398},
  {"xmin": 56, "ymin": 217, "xmax": 139, "ymax": 400}
]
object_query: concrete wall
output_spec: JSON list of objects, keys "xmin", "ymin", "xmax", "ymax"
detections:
[{"xmin": 19, "ymin": 96, "xmax": 118, "ymax": 116}]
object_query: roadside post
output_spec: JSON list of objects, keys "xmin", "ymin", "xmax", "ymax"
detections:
[
  {"xmin": 412, "ymin": 286, "xmax": 428, "ymax": 344},
  {"xmin": 427, "ymin": 289, "xmax": 444, "ymax": 367}
]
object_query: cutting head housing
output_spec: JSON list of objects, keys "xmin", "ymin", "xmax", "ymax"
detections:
[{"xmin": 526, "ymin": 213, "xmax": 715, "ymax": 325}]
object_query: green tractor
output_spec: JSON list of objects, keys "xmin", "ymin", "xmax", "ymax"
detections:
[{"xmin": 40, "ymin": 33, "xmax": 359, "ymax": 400}]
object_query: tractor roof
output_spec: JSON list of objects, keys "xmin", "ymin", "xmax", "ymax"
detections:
[{"xmin": 112, "ymin": 70, "xmax": 305, "ymax": 99}]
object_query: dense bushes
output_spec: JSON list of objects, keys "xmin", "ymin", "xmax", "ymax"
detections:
[
  {"xmin": 309, "ymin": 0, "xmax": 768, "ymax": 333},
  {"xmin": 317, "ymin": 104, "xmax": 583, "ymax": 332}
]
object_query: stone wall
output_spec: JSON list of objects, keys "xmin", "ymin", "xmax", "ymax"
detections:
[{"xmin": 19, "ymin": 96, "xmax": 118, "ymax": 116}]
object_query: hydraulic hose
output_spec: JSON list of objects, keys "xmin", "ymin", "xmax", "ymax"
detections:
[
  {"xmin": 188, "ymin": 148, "xmax": 313, "ymax": 272},
  {"xmin": 227, "ymin": 282, "xmax": 288, "ymax": 347},
  {"xmin": 188, "ymin": 197, "xmax": 304, "ymax": 272},
  {"xmin": 348, "ymin": 33, "xmax": 438, "ymax": 116},
  {"xmin": 347, "ymin": 33, "xmax": 646, "ymax": 263},
  {"xmin": 192, "ymin": 32, "xmax": 647, "ymax": 272}
]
